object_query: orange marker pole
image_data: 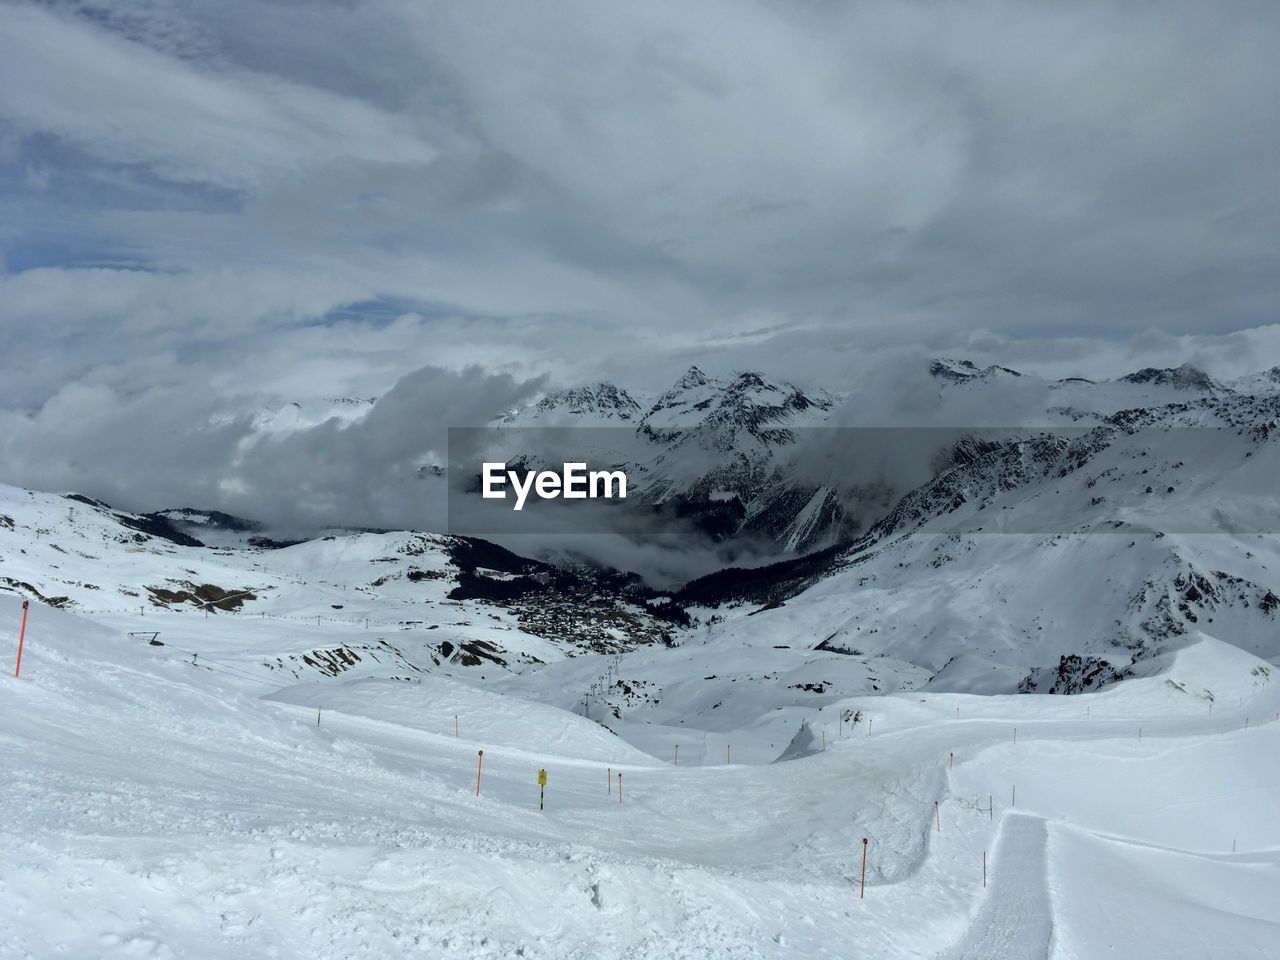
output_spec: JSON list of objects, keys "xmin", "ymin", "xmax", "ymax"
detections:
[
  {"xmin": 859, "ymin": 838, "xmax": 868, "ymax": 899},
  {"xmin": 14, "ymin": 600, "xmax": 29, "ymax": 678},
  {"xmin": 475, "ymin": 750, "xmax": 484, "ymax": 796}
]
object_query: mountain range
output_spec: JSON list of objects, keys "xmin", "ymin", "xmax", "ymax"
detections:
[
  {"xmin": 5, "ymin": 357, "xmax": 1279, "ymax": 703},
  {"xmin": 480, "ymin": 358, "xmax": 1280, "ymax": 553}
]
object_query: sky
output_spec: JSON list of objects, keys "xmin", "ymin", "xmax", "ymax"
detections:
[{"xmin": 1, "ymin": 0, "xmax": 1279, "ymax": 533}]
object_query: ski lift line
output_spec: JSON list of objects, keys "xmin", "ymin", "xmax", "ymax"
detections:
[
  {"xmin": 166, "ymin": 653, "xmax": 295, "ymax": 690},
  {"xmin": 173, "ymin": 654, "xmax": 297, "ymax": 689},
  {"xmin": 196, "ymin": 660, "xmax": 297, "ymax": 689},
  {"xmin": 88, "ymin": 607, "xmax": 444, "ymax": 628},
  {"xmin": 173, "ymin": 655, "xmax": 297, "ymax": 688},
  {"xmin": 203, "ymin": 662, "xmax": 296, "ymax": 690},
  {"xmin": 132, "ymin": 634, "xmax": 296, "ymax": 689}
]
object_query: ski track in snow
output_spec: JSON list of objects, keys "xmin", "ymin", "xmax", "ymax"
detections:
[{"xmin": 936, "ymin": 815, "xmax": 1052, "ymax": 960}]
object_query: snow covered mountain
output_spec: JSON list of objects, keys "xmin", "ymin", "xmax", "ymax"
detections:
[
  {"xmin": 493, "ymin": 367, "xmax": 844, "ymax": 550},
  {"xmin": 4, "ymin": 465, "xmax": 1279, "ymax": 957},
  {"xmin": 1116, "ymin": 363, "xmax": 1228, "ymax": 392},
  {"xmin": 0, "ymin": 484, "xmax": 685, "ymax": 682},
  {"xmin": 928, "ymin": 357, "xmax": 1026, "ymax": 383},
  {"xmin": 1228, "ymin": 365, "xmax": 1280, "ymax": 394},
  {"xmin": 5, "ymin": 358, "xmax": 1280, "ymax": 957},
  {"xmin": 7, "ymin": 362, "xmax": 1280, "ymax": 700},
  {"xmin": 674, "ymin": 384, "xmax": 1280, "ymax": 696},
  {"xmin": 504, "ymin": 382, "xmax": 648, "ymax": 425},
  {"xmin": 481, "ymin": 358, "xmax": 1280, "ymax": 555},
  {"xmin": 925, "ymin": 357, "xmax": 1246, "ymax": 424}
]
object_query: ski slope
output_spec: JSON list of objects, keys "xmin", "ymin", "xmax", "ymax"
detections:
[
  {"xmin": 3, "ymin": 591, "xmax": 1277, "ymax": 959},
  {"xmin": 938, "ymin": 815, "xmax": 1051, "ymax": 960}
]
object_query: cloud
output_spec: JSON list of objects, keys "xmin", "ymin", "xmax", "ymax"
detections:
[
  {"xmin": 0, "ymin": 4, "xmax": 437, "ymax": 189},
  {"xmin": 0, "ymin": 364, "xmax": 546, "ymax": 533},
  {"xmin": 1, "ymin": 0, "xmax": 1280, "ymax": 553}
]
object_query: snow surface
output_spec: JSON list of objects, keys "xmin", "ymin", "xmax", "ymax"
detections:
[{"xmin": 3, "ymin": 584, "xmax": 1277, "ymax": 958}]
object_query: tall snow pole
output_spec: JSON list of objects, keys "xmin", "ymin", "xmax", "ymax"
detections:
[
  {"xmin": 859, "ymin": 838, "xmax": 868, "ymax": 900},
  {"xmin": 14, "ymin": 600, "xmax": 30, "ymax": 678},
  {"xmin": 475, "ymin": 750, "xmax": 484, "ymax": 796}
]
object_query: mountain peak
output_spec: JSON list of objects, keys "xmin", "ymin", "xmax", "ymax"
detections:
[
  {"xmin": 929, "ymin": 358, "xmax": 1023, "ymax": 382},
  {"xmin": 727, "ymin": 370, "xmax": 773, "ymax": 392},
  {"xmin": 1117, "ymin": 364, "xmax": 1223, "ymax": 392},
  {"xmin": 673, "ymin": 365, "xmax": 710, "ymax": 389},
  {"xmin": 640, "ymin": 366, "xmax": 832, "ymax": 447},
  {"xmin": 528, "ymin": 382, "xmax": 643, "ymax": 420}
]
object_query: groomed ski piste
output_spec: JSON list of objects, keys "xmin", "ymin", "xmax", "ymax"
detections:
[{"xmin": 3, "ymin": 598, "xmax": 1278, "ymax": 958}]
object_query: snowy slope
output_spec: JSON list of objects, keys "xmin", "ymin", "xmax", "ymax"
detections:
[
  {"xmin": 0, "ymin": 484, "xmax": 681, "ymax": 685},
  {"xmin": 3, "ymin": 591, "xmax": 1277, "ymax": 959}
]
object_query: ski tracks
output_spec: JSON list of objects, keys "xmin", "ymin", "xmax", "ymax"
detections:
[{"xmin": 936, "ymin": 814, "xmax": 1053, "ymax": 960}]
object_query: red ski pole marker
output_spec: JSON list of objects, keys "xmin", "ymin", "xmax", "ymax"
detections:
[{"xmin": 14, "ymin": 600, "xmax": 30, "ymax": 678}]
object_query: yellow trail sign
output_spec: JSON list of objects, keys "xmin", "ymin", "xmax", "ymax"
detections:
[{"xmin": 537, "ymin": 769, "xmax": 548, "ymax": 786}]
